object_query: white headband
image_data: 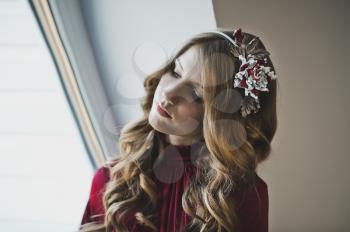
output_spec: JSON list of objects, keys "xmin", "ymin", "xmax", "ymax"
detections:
[{"xmin": 206, "ymin": 30, "xmax": 239, "ymax": 47}]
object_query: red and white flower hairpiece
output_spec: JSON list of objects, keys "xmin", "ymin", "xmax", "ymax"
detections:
[{"xmin": 208, "ymin": 28, "xmax": 277, "ymax": 118}]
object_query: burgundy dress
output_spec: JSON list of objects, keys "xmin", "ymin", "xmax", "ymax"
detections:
[{"xmin": 81, "ymin": 143, "xmax": 269, "ymax": 232}]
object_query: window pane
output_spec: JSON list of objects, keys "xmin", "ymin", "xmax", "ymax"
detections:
[{"xmin": 0, "ymin": 0, "xmax": 93, "ymax": 231}]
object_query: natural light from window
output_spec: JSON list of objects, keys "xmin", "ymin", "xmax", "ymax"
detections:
[{"xmin": 0, "ymin": 0, "xmax": 94, "ymax": 231}]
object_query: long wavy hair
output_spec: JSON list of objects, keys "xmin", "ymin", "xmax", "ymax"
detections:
[{"xmin": 79, "ymin": 30, "xmax": 278, "ymax": 232}]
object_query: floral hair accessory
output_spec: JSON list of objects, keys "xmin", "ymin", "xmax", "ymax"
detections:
[{"xmin": 208, "ymin": 28, "xmax": 277, "ymax": 118}]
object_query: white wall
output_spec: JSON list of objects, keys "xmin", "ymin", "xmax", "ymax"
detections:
[
  {"xmin": 213, "ymin": 0, "xmax": 350, "ymax": 231},
  {"xmin": 79, "ymin": 0, "xmax": 217, "ymax": 159}
]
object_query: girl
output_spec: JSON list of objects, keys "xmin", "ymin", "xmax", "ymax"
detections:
[{"xmin": 79, "ymin": 28, "xmax": 277, "ymax": 232}]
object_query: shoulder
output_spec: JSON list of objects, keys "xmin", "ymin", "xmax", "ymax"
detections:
[
  {"xmin": 233, "ymin": 173, "xmax": 269, "ymax": 232},
  {"xmin": 81, "ymin": 158, "xmax": 120, "ymax": 224},
  {"xmin": 234, "ymin": 173, "xmax": 268, "ymax": 206},
  {"xmin": 251, "ymin": 173, "xmax": 268, "ymax": 202},
  {"xmin": 89, "ymin": 158, "xmax": 120, "ymax": 196},
  {"xmin": 88, "ymin": 165, "xmax": 110, "ymax": 198}
]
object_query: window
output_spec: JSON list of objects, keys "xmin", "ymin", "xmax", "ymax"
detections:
[{"xmin": 0, "ymin": 0, "xmax": 93, "ymax": 230}]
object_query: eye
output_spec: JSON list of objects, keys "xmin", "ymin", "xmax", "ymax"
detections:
[
  {"xmin": 170, "ymin": 66, "xmax": 203, "ymax": 103},
  {"xmin": 193, "ymin": 90, "xmax": 203, "ymax": 103},
  {"xmin": 171, "ymin": 68, "xmax": 181, "ymax": 79}
]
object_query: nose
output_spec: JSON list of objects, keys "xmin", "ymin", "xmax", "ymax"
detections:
[
  {"xmin": 161, "ymin": 90, "xmax": 176, "ymax": 106},
  {"xmin": 162, "ymin": 83, "xmax": 192, "ymax": 106}
]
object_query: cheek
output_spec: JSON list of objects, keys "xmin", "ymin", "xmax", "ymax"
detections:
[
  {"xmin": 154, "ymin": 77, "xmax": 168, "ymax": 97},
  {"xmin": 178, "ymin": 104, "xmax": 204, "ymax": 121},
  {"xmin": 153, "ymin": 83, "xmax": 164, "ymax": 102}
]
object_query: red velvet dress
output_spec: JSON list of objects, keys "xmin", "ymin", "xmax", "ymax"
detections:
[{"xmin": 81, "ymin": 143, "xmax": 269, "ymax": 232}]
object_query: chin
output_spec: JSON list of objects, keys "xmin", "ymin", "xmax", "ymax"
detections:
[
  {"xmin": 149, "ymin": 111, "xmax": 168, "ymax": 132},
  {"xmin": 148, "ymin": 106, "xmax": 200, "ymax": 136},
  {"xmin": 149, "ymin": 114, "xmax": 180, "ymax": 136}
]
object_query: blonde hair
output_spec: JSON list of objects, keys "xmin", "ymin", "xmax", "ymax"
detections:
[{"xmin": 79, "ymin": 30, "xmax": 277, "ymax": 232}]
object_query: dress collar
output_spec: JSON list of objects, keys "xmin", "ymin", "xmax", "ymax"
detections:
[
  {"xmin": 163, "ymin": 141, "xmax": 192, "ymax": 163},
  {"xmin": 162, "ymin": 139, "xmax": 206, "ymax": 166}
]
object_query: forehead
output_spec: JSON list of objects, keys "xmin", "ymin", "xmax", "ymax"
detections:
[{"xmin": 176, "ymin": 46, "xmax": 199, "ymax": 68}]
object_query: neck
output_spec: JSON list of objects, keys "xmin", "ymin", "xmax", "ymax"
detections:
[{"xmin": 164, "ymin": 134, "xmax": 204, "ymax": 146}]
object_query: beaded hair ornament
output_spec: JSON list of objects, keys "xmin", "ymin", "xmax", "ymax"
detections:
[{"xmin": 208, "ymin": 28, "xmax": 277, "ymax": 118}]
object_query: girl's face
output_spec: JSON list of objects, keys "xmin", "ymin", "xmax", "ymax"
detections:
[{"xmin": 148, "ymin": 46, "xmax": 204, "ymax": 145}]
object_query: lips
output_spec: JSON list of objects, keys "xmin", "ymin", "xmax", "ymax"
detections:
[{"xmin": 157, "ymin": 103, "xmax": 172, "ymax": 118}]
